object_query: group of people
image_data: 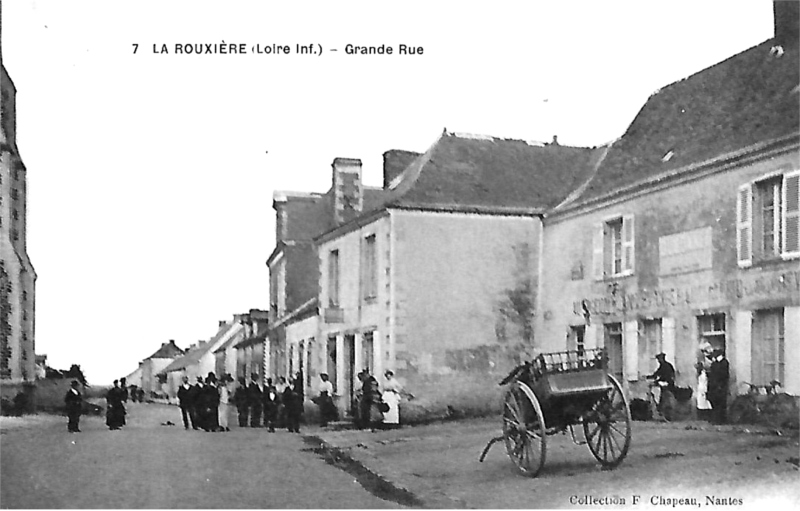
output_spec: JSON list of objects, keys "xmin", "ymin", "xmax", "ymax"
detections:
[
  {"xmin": 64, "ymin": 368, "xmax": 414, "ymax": 434},
  {"xmin": 354, "ymin": 369, "xmax": 413, "ymax": 430},
  {"xmin": 647, "ymin": 346, "xmax": 730, "ymax": 424},
  {"xmin": 230, "ymin": 372, "xmax": 305, "ymax": 433},
  {"xmin": 176, "ymin": 372, "xmax": 235, "ymax": 432},
  {"xmin": 105, "ymin": 377, "xmax": 129, "ymax": 430},
  {"xmin": 696, "ymin": 345, "xmax": 730, "ymax": 424}
]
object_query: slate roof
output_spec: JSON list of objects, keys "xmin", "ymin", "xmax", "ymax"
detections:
[
  {"xmin": 383, "ymin": 133, "xmax": 601, "ymax": 213},
  {"xmin": 144, "ymin": 341, "xmax": 184, "ymax": 360},
  {"xmin": 275, "ymin": 188, "xmax": 389, "ymax": 244},
  {"xmin": 160, "ymin": 322, "xmax": 238, "ymax": 373},
  {"xmin": 572, "ymin": 38, "xmax": 800, "ymax": 207}
]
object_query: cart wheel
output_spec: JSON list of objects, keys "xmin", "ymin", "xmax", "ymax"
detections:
[
  {"xmin": 582, "ymin": 374, "xmax": 631, "ymax": 468},
  {"xmin": 502, "ymin": 382, "xmax": 546, "ymax": 477}
]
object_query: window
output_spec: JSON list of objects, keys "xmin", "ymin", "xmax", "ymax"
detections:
[
  {"xmin": 604, "ymin": 323, "xmax": 624, "ymax": 382},
  {"xmin": 567, "ymin": 326, "xmax": 585, "ymax": 355},
  {"xmin": 638, "ymin": 319, "xmax": 662, "ymax": 377},
  {"xmin": 328, "ymin": 249, "xmax": 340, "ymax": 307},
  {"xmin": 698, "ymin": 314, "xmax": 726, "ymax": 352},
  {"xmin": 738, "ymin": 170, "xmax": 800, "ymax": 266},
  {"xmin": 593, "ymin": 215, "xmax": 634, "ymax": 279},
  {"xmin": 362, "ymin": 235, "xmax": 377, "ymax": 300},
  {"xmin": 752, "ymin": 309, "xmax": 785, "ymax": 386}
]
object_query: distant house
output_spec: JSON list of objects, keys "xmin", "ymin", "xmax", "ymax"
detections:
[
  {"xmin": 140, "ymin": 340, "xmax": 183, "ymax": 398},
  {"xmin": 160, "ymin": 320, "xmax": 242, "ymax": 399},
  {"xmin": 233, "ymin": 309, "xmax": 269, "ymax": 382},
  {"xmin": 123, "ymin": 364, "xmax": 143, "ymax": 389},
  {"xmin": 314, "ymin": 132, "xmax": 601, "ymax": 415}
]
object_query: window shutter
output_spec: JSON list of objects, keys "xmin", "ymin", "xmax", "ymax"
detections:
[
  {"xmin": 622, "ymin": 214, "xmax": 635, "ymax": 274},
  {"xmin": 736, "ymin": 183, "xmax": 753, "ymax": 267},
  {"xmin": 662, "ymin": 317, "xmax": 676, "ymax": 367},
  {"xmin": 584, "ymin": 323, "xmax": 597, "ymax": 350},
  {"xmin": 624, "ymin": 320, "xmax": 639, "ymax": 381},
  {"xmin": 592, "ymin": 224, "xmax": 604, "ymax": 281},
  {"xmin": 782, "ymin": 170, "xmax": 800, "ymax": 257}
]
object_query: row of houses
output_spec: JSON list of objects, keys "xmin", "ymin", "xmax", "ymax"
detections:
[
  {"xmin": 130, "ymin": 3, "xmax": 798, "ymax": 419},
  {"xmin": 264, "ymin": 2, "xmax": 799, "ymax": 418},
  {"xmin": 125, "ymin": 310, "xmax": 269, "ymax": 401}
]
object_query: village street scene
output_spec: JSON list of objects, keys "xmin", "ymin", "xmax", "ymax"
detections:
[{"xmin": 1, "ymin": 1, "xmax": 799, "ymax": 509}]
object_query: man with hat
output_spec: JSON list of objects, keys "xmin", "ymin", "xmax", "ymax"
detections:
[
  {"xmin": 247, "ymin": 373, "xmax": 264, "ymax": 428},
  {"xmin": 706, "ymin": 349, "xmax": 729, "ymax": 425},
  {"xmin": 646, "ymin": 353, "xmax": 676, "ymax": 418},
  {"xmin": 64, "ymin": 380, "xmax": 83, "ymax": 433}
]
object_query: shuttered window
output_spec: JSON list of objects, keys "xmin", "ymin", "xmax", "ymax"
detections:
[
  {"xmin": 783, "ymin": 170, "xmax": 800, "ymax": 257},
  {"xmin": 594, "ymin": 215, "xmax": 635, "ymax": 279},
  {"xmin": 740, "ymin": 170, "xmax": 800, "ymax": 265},
  {"xmin": 737, "ymin": 183, "xmax": 753, "ymax": 267}
]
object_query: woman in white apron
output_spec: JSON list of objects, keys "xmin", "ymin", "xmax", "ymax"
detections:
[
  {"xmin": 695, "ymin": 344, "xmax": 713, "ymax": 421},
  {"xmin": 382, "ymin": 370, "xmax": 411, "ymax": 428}
]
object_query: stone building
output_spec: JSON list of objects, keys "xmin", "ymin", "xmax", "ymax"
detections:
[
  {"xmin": 536, "ymin": 1, "xmax": 800, "ymax": 402},
  {"xmin": 139, "ymin": 340, "xmax": 184, "ymax": 397},
  {"xmin": 0, "ymin": 63, "xmax": 37, "ymax": 399},
  {"xmin": 315, "ymin": 132, "xmax": 601, "ymax": 416}
]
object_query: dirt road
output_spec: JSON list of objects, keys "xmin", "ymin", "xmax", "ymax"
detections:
[{"xmin": 0, "ymin": 403, "xmax": 398, "ymax": 509}]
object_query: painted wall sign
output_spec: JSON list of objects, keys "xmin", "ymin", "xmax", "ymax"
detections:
[
  {"xmin": 573, "ymin": 269, "xmax": 800, "ymax": 317},
  {"xmin": 659, "ymin": 227, "xmax": 713, "ymax": 276}
]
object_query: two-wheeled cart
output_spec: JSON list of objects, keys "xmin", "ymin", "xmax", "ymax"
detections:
[{"xmin": 479, "ymin": 348, "xmax": 632, "ymax": 477}]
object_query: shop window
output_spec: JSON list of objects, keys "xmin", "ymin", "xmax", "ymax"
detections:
[
  {"xmin": 752, "ymin": 309, "xmax": 785, "ymax": 386},
  {"xmin": 594, "ymin": 215, "xmax": 634, "ymax": 279},
  {"xmin": 698, "ymin": 314, "xmax": 726, "ymax": 352},
  {"xmin": 738, "ymin": 170, "xmax": 800, "ymax": 266}
]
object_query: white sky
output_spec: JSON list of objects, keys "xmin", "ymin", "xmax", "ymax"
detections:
[{"xmin": 2, "ymin": 1, "xmax": 774, "ymax": 385}]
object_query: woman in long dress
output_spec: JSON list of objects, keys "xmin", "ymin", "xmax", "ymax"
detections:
[
  {"xmin": 695, "ymin": 344, "xmax": 713, "ymax": 421},
  {"xmin": 381, "ymin": 370, "xmax": 411, "ymax": 429}
]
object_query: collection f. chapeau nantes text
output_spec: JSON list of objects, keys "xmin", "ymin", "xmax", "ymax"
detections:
[{"xmin": 135, "ymin": 43, "xmax": 424, "ymax": 56}]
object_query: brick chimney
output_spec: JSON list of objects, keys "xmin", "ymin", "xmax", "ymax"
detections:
[
  {"xmin": 382, "ymin": 150, "xmax": 420, "ymax": 189},
  {"xmin": 774, "ymin": 0, "xmax": 799, "ymax": 48},
  {"xmin": 273, "ymin": 191, "xmax": 288, "ymax": 243},
  {"xmin": 332, "ymin": 157, "xmax": 363, "ymax": 224}
]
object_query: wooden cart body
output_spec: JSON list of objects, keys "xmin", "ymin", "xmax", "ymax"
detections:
[{"xmin": 482, "ymin": 348, "xmax": 632, "ymax": 477}]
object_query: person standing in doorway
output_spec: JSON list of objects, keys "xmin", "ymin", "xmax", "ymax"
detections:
[
  {"xmin": 707, "ymin": 349, "xmax": 730, "ymax": 425},
  {"xmin": 315, "ymin": 373, "xmax": 338, "ymax": 427},
  {"xmin": 177, "ymin": 376, "xmax": 195, "ymax": 430},
  {"xmin": 695, "ymin": 344, "xmax": 714, "ymax": 421},
  {"xmin": 64, "ymin": 380, "xmax": 83, "ymax": 433}
]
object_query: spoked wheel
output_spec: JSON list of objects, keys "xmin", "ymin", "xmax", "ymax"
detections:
[
  {"xmin": 502, "ymin": 382, "xmax": 546, "ymax": 477},
  {"xmin": 582, "ymin": 374, "xmax": 631, "ymax": 468}
]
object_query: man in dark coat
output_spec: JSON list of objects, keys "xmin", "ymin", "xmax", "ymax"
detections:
[
  {"xmin": 64, "ymin": 380, "xmax": 83, "ymax": 433},
  {"xmin": 191, "ymin": 377, "xmax": 206, "ymax": 431},
  {"xmin": 357, "ymin": 370, "xmax": 384, "ymax": 430},
  {"xmin": 262, "ymin": 379, "xmax": 279, "ymax": 432},
  {"xmin": 707, "ymin": 349, "xmax": 730, "ymax": 425},
  {"xmin": 203, "ymin": 373, "xmax": 221, "ymax": 432},
  {"xmin": 233, "ymin": 377, "xmax": 250, "ymax": 427},
  {"xmin": 247, "ymin": 373, "xmax": 263, "ymax": 428},
  {"xmin": 646, "ymin": 353, "xmax": 676, "ymax": 415},
  {"xmin": 177, "ymin": 376, "xmax": 195, "ymax": 430},
  {"xmin": 282, "ymin": 380, "xmax": 303, "ymax": 433}
]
